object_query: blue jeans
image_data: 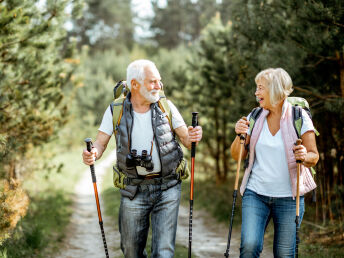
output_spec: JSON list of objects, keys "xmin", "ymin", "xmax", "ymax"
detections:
[
  {"xmin": 119, "ymin": 183, "xmax": 181, "ymax": 258},
  {"xmin": 240, "ymin": 189, "xmax": 305, "ymax": 258}
]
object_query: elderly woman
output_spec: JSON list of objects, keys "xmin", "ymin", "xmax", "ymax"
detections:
[{"xmin": 230, "ymin": 68, "xmax": 319, "ymax": 257}]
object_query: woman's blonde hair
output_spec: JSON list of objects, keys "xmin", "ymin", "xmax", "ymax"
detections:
[{"xmin": 255, "ymin": 68, "xmax": 293, "ymax": 106}]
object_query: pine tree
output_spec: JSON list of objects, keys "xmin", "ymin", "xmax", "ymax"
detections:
[
  {"xmin": 179, "ymin": 14, "xmax": 250, "ymax": 181},
  {"xmin": 0, "ymin": 0, "xmax": 81, "ymax": 241}
]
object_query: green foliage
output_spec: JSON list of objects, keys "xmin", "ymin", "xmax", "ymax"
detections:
[
  {"xmin": 0, "ymin": 0, "xmax": 81, "ymax": 180},
  {"xmin": 150, "ymin": 45, "xmax": 190, "ymax": 97},
  {"xmin": 74, "ymin": 48, "xmax": 131, "ymax": 126},
  {"xmin": 0, "ymin": 144, "xmax": 87, "ymax": 256},
  {"xmin": 0, "ymin": 191, "xmax": 72, "ymax": 258},
  {"xmin": 170, "ymin": 15, "xmax": 254, "ymax": 178},
  {"xmin": 149, "ymin": 0, "xmax": 221, "ymax": 48},
  {"xmin": 71, "ymin": 0, "xmax": 134, "ymax": 51}
]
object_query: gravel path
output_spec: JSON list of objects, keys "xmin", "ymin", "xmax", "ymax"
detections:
[{"xmin": 56, "ymin": 152, "xmax": 272, "ymax": 258}]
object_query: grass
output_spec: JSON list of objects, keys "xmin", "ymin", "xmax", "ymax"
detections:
[
  {"xmin": 0, "ymin": 144, "xmax": 86, "ymax": 258},
  {"xmin": 101, "ymin": 169, "xmax": 190, "ymax": 257}
]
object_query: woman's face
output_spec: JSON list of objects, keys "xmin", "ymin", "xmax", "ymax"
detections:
[{"xmin": 255, "ymin": 78, "xmax": 271, "ymax": 109}]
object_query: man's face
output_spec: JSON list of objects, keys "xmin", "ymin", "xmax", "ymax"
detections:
[{"xmin": 139, "ymin": 66, "xmax": 161, "ymax": 103}]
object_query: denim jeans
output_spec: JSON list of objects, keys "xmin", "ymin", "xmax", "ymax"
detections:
[
  {"xmin": 240, "ymin": 189, "xmax": 305, "ymax": 258},
  {"xmin": 119, "ymin": 183, "xmax": 181, "ymax": 258}
]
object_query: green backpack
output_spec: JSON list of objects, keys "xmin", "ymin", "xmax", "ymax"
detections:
[
  {"xmin": 248, "ymin": 96, "xmax": 319, "ymax": 176},
  {"xmin": 109, "ymin": 80, "xmax": 173, "ymax": 136},
  {"xmin": 249, "ymin": 97, "xmax": 319, "ymax": 139}
]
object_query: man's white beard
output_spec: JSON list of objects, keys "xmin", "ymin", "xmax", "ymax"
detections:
[{"xmin": 140, "ymin": 86, "xmax": 160, "ymax": 103}]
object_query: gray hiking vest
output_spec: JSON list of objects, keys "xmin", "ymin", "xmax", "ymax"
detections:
[{"xmin": 115, "ymin": 94, "xmax": 183, "ymax": 198}]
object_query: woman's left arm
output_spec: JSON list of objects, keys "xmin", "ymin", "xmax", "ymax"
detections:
[{"xmin": 293, "ymin": 131, "xmax": 319, "ymax": 167}]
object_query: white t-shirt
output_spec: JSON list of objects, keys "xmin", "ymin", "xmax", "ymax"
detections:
[
  {"xmin": 99, "ymin": 100, "xmax": 186, "ymax": 175},
  {"xmin": 246, "ymin": 109, "xmax": 315, "ymax": 197}
]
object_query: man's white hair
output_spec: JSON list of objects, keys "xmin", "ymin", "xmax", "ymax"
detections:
[
  {"xmin": 126, "ymin": 59, "xmax": 157, "ymax": 90},
  {"xmin": 255, "ymin": 68, "xmax": 293, "ymax": 106}
]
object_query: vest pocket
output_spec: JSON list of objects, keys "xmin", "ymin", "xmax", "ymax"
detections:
[
  {"xmin": 113, "ymin": 165, "xmax": 127, "ymax": 189},
  {"xmin": 176, "ymin": 158, "xmax": 190, "ymax": 180}
]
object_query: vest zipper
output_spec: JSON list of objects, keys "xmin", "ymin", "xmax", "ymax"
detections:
[
  {"xmin": 128, "ymin": 103, "xmax": 139, "ymax": 177},
  {"xmin": 152, "ymin": 105, "xmax": 163, "ymax": 174}
]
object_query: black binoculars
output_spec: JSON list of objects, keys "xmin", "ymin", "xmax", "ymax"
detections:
[{"xmin": 126, "ymin": 149, "xmax": 154, "ymax": 172}]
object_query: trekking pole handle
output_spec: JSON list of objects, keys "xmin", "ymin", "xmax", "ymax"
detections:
[
  {"xmin": 295, "ymin": 139, "xmax": 302, "ymax": 163},
  {"xmin": 85, "ymin": 137, "xmax": 93, "ymax": 152},
  {"xmin": 85, "ymin": 138, "xmax": 96, "ymax": 182},
  {"xmin": 236, "ymin": 117, "xmax": 248, "ymax": 139},
  {"xmin": 192, "ymin": 112, "xmax": 198, "ymax": 127},
  {"xmin": 191, "ymin": 112, "xmax": 198, "ymax": 158}
]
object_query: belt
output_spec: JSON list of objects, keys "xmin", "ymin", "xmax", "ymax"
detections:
[
  {"xmin": 138, "ymin": 172, "xmax": 162, "ymax": 180},
  {"xmin": 126, "ymin": 173, "xmax": 179, "ymax": 186}
]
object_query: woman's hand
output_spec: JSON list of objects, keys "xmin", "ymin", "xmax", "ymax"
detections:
[
  {"xmin": 293, "ymin": 144, "xmax": 307, "ymax": 162},
  {"xmin": 235, "ymin": 117, "xmax": 250, "ymax": 135}
]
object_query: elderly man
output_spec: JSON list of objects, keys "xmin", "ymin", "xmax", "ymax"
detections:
[{"xmin": 82, "ymin": 59, "xmax": 202, "ymax": 258}]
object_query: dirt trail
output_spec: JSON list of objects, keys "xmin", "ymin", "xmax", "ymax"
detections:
[
  {"xmin": 56, "ymin": 152, "xmax": 272, "ymax": 257},
  {"xmin": 176, "ymin": 205, "xmax": 239, "ymax": 257},
  {"xmin": 176, "ymin": 205, "xmax": 273, "ymax": 258},
  {"xmin": 55, "ymin": 151, "xmax": 121, "ymax": 258}
]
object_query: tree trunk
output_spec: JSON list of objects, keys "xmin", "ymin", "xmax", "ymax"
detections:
[
  {"xmin": 338, "ymin": 149, "xmax": 344, "ymax": 186},
  {"xmin": 222, "ymin": 115, "xmax": 229, "ymax": 180},
  {"xmin": 214, "ymin": 105, "xmax": 221, "ymax": 182},
  {"xmin": 327, "ymin": 177, "xmax": 334, "ymax": 223},
  {"xmin": 339, "ymin": 52, "xmax": 344, "ymax": 97},
  {"xmin": 319, "ymin": 178, "xmax": 326, "ymax": 224}
]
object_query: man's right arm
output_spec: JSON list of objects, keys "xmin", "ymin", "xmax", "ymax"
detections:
[{"xmin": 82, "ymin": 131, "xmax": 111, "ymax": 165}]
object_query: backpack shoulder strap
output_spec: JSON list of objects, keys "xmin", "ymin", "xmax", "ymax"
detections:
[
  {"xmin": 292, "ymin": 105, "xmax": 303, "ymax": 139},
  {"xmin": 157, "ymin": 97, "xmax": 173, "ymax": 131},
  {"xmin": 110, "ymin": 97, "xmax": 125, "ymax": 136},
  {"xmin": 249, "ymin": 107, "xmax": 263, "ymax": 135}
]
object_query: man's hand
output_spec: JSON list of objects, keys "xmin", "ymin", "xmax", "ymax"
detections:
[
  {"xmin": 175, "ymin": 125, "xmax": 202, "ymax": 149},
  {"xmin": 188, "ymin": 125, "xmax": 202, "ymax": 143},
  {"xmin": 82, "ymin": 131, "xmax": 111, "ymax": 166},
  {"xmin": 82, "ymin": 147, "xmax": 98, "ymax": 166}
]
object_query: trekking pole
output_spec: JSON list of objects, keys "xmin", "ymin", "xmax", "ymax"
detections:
[
  {"xmin": 84, "ymin": 138, "xmax": 109, "ymax": 258},
  {"xmin": 224, "ymin": 131, "xmax": 246, "ymax": 258},
  {"xmin": 188, "ymin": 112, "xmax": 198, "ymax": 258},
  {"xmin": 295, "ymin": 139, "xmax": 302, "ymax": 258}
]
